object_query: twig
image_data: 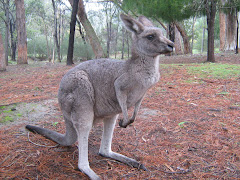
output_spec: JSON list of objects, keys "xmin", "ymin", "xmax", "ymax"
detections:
[
  {"xmin": 163, "ymin": 164, "xmax": 190, "ymax": 174},
  {"xmin": 6, "ymin": 155, "xmax": 23, "ymax": 167},
  {"xmin": 162, "ymin": 169, "xmax": 190, "ymax": 174},
  {"xmin": 27, "ymin": 132, "xmax": 59, "ymax": 148},
  {"xmin": 0, "ymin": 155, "xmax": 10, "ymax": 166}
]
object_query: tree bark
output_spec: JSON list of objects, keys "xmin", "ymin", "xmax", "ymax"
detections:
[
  {"xmin": 225, "ymin": 12, "xmax": 237, "ymax": 50},
  {"xmin": 67, "ymin": 0, "xmax": 79, "ymax": 65},
  {"xmin": 168, "ymin": 23, "xmax": 175, "ymax": 43},
  {"xmin": 15, "ymin": 0, "xmax": 28, "ymax": 64},
  {"xmin": 10, "ymin": 15, "xmax": 17, "ymax": 61},
  {"xmin": 219, "ymin": 11, "xmax": 226, "ymax": 51},
  {"xmin": 191, "ymin": 16, "xmax": 196, "ymax": 50},
  {"xmin": 68, "ymin": 0, "xmax": 106, "ymax": 58},
  {"xmin": 201, "ymin": 18, "xmax": 206, "ymax": 53},
  {"xmin": 114, "ymin": 15, "xmax": 120, "ymax": 59},
  {"xmin": 4, "ymin": 0, "xmax": 10, "ymax": 65},
  {"xmin": 174, "ymin": 25, "xmax": 183, "ymax": 55},
  {"xmin": 121, "ymin": 28, "xmax": 125, "ymax": 59},
  {"xmin": 205, "ymin": 0, "xmax": 216, "ymax": 62},
  {"xmin": 0, "ymin": 33, "xmax": 6, "ymax": 71},
  {"xmin": 51, "ymin": 0, "xmax": 61, "ymax": 62},
  {"xmin": 236, "ymin": 11, "xmax": 239, "ymax": 54},
  {"xmin": 175, "ymin": 22, "xmax": 192, "ymax": 54},
  {"xmin": 43, "ymin": 23, "xmax": 50, "ymax": 58}
]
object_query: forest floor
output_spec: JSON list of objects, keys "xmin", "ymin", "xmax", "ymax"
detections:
[{"xmin": 0, "ymin": 53, "xmax": 240, "ymax": 179}]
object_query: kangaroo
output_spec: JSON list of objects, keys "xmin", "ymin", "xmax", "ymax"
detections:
[{"xmin": 26, "ymin": 14, "xmax": 174, "ymax": 180}]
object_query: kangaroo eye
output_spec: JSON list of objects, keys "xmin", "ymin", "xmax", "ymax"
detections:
[{"xmin": 146, "ymin": 34, "xmax": 155, "ymax": 40}]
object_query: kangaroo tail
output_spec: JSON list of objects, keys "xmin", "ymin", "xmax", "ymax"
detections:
[{"xmin": 26, "ymin": 125, "xmax": 76, "ymax": 146}]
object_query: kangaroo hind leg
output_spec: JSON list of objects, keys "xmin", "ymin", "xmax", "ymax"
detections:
[
  {"xmin": 71, "ymin": 106, "xmax": 100, "ymax": 180},
  {"xmin": 99, "ymin": 115, "xmax": 147, "ymax": 171}
]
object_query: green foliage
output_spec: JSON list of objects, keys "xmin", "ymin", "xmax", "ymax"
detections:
[
  {"xmin": 28, "ymin": 35, "xmax": 49, "ymax": 57},
  {"xmin": 61, "ymin": 35, "xmax": 95, "ymax": 60},
  {"xmin": 122, "ymin": 0, "xmax": 194, "ymax": 22}
]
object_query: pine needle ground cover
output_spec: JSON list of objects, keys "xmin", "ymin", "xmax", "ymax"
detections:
[{"xmin": 0, "ymin": 54, "xmax": 239, "ymax": 179}]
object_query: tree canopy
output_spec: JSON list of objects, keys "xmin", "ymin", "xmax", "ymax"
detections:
[{"xmin": 122, "ymin": 0, "xmax": 194, "ymax": 22}]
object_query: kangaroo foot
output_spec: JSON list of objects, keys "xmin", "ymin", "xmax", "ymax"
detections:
[
  {"xmin": 99, "ymin": 151, "xmax": 148, "ymax": 171},
  {"xmin": 78, "ymin": 164, "xmax": 101, "ymax": 180},
  {"xmin": 119, "ymin": 119, "xmax": 134, "ymax": 128}
]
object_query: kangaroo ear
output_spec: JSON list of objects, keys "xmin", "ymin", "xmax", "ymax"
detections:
[
  {"xmin": 138, "ymin": 16, "xmax": 154, "ymax": 27},
  {"xmin": 120, "ymin": 14, "xmax": 144, "ymax": 34}
]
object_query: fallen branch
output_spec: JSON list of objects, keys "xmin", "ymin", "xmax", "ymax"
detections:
[{"xmin": 163, "ymin": 169, "xmax": 190, "ymax": 174}]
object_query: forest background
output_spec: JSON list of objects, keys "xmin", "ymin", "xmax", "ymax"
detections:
[{"xmin": 0, "ymin": 0, "xmax": 240, "ymax": 70}]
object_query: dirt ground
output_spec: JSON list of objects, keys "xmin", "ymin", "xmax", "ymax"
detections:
[{"xmin": 0, "ymin": 54, "xmax": 239, "ymax": 179}]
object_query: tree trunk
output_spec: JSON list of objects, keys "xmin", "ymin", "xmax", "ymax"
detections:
[
  {"xmin": 68, "ymin": 0, "xmax": 106, "ymax": 58},
  {"xmin": 121, "ymin": 28, "xmax": 125, "ymax": 59},
  {"xmin": 201, "ymin": 17, "xmax": 206, "ymax": 53},
  {"xmin": 127, "ymin": 32, "xmax": 130, "ymax": 59},
  {"xmin": 15, "ymin": 0, "xmax": 28, "ymax": 64},
  {"xmin": 52, "ymin": 34, "xmax": 55, "ymax": 63},
  {"xmin": 67, "ymin": 0, "xmax": 79, "ymax": 65},
  {"xmin": 0, "ymin": 33, "xmax": 6, "ymax": 71},
  {"xmin": 4, "ymin": 0, "xmax": 10, "ymax": 65},
  {"xmin": 206, "ymin": 0, "xmax": 216, "ymax": 62},
  {"xmin": 51, "ymin": 0, "xmax": 61, "ymax": 62},
  {"xmin": 106, "ymin": 21, "xmax": 111, "ymax": 58},
  {"xmin": 174, "ymin": 25, "xmax": 183, "ymax": 55},
  {"xmin": 225, "ymin": 12, "xmax": 237, "ymax": 50},
  {"xmin": 236, "ymin": 11, "xmax": 239, "ymax": 54},
  {"xmin": 44, "ymin": 23, "xmax": 50, "ymax": 58},
  {"xmin": 114, "ymin": 15, "xmax": 120, "ymax": 59},
  {"xmin": 168, "ymin": 23, "xmax": 175, "ymax": 43},
  {"xmin": 191, "ymin": 16, "xmax": 197, "ymax": 50},
  {"xmin": 175, "ymin": 22, "xmax": 192, "ymax": 54},
  {"xmin": 10, "ymin": 16, "xmax": 17, "ymax": 61},
  {"xmin": 219, "ymin": 11, "xmax": 226, "ymax": 51}
]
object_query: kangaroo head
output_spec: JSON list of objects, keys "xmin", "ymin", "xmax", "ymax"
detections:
[{"xmin": 120, "ymin": 14, "xmax": 174, "ymax": 57}]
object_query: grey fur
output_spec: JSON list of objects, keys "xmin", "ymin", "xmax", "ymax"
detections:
[{"xmin": 26, "ymin": 14, "xmax": 174, "ymax": 180}]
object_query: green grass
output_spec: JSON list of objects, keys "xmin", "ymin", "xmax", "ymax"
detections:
[
  {"xmin": 1, "ymin": 116, "xmax": 14, "ymax": 123},
  {"xmin": 187, "ymin": 63, "xmax": 240, "ymax": 79}
]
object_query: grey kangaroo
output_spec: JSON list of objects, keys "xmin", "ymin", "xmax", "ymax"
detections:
[{"xmin": 26, "ymin": 14, "xmax": 174, "ymax": 179}]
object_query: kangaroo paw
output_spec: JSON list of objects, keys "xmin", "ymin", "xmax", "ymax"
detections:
[{"xmin": 119, "ymin": 119, "xmax": 134, "ymax": 128}]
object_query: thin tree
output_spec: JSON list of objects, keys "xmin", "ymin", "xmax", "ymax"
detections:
[
  {"xmin": 52, "ymin": 0, "xmax": 61, "ymax": 62},
  {"xmin": 15, "ymin": 0, "xmax": 28, "ymax": 64},
  {"xmin": 236, "ymin": 9, "xmax": 238, "ymax": 54},
  {"xmin": 0, "ymin": 33, "xmax": 6, "ymax": 71},
  {"xmin": 10, "ymin": 13, "xmax": 17, "ymax": 61},
  {"xmin": 68, "ymin": 0, "xmax": 106, "ymax": 58},
  {"xmin": 3, "ymin": 0, "xmax": 10, "ymax": 65},
  {"xmin": 66, "ymin": 0, "xmax": 79, "ymax": 65}
]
